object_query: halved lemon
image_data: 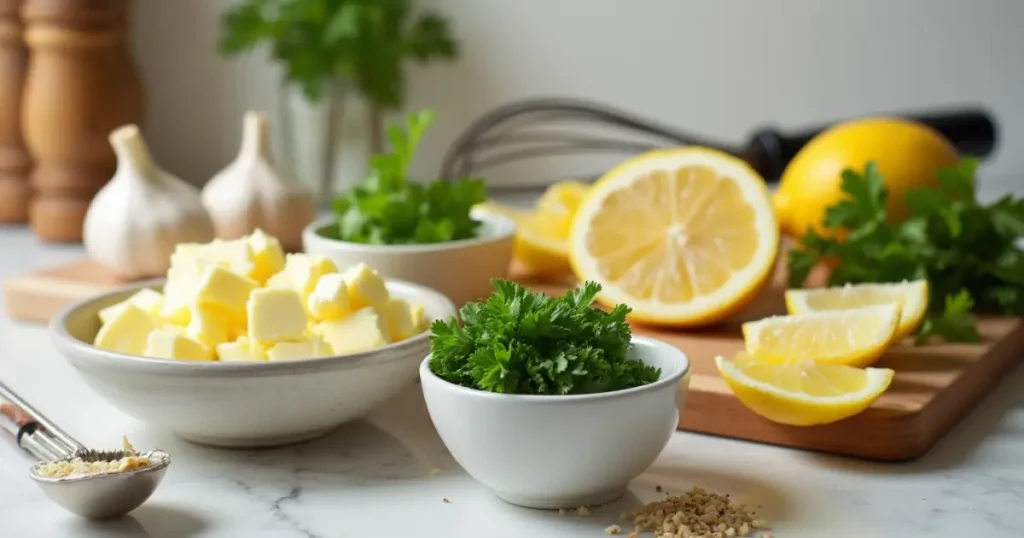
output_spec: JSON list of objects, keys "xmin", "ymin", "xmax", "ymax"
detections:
[
  {"xmin": 741, "ymin": 304, "xmax": 900, "ymax": 367},
  {"xmin": 715, "ymin": 353, "xmax": 895, "ymax": 426},
  {"xmin": 785, "ymin": 280, "xmax": 928, "ymax": 341},
  {"xmin": 568, "ymin": 147, "xmax": 779, "ymax": 326},
  {"xmin": 476, "ymin": 181, "xmax": 588, "ymax": 276}
]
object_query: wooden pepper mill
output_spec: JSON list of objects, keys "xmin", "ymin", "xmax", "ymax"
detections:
[
  {"xmin": 0, "ymin": 0, "xmax": 31, "ymax": 223},
  {"xmin": 21, "ymin": 0, "xmax": 143, "ymax": 242}
]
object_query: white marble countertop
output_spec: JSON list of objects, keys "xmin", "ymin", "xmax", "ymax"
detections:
[{"xmin": 1, "ymin": 181, "xmax": 1023, "ymax": 538}]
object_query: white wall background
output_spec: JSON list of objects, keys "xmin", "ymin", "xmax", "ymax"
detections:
[{"xmin": 130, "ymin": 0, "xmax": 1024, "ymax": 189}]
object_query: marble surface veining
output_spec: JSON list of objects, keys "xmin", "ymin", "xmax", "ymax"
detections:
[{"xmin": 1, "ymin": 181, "xmax": 1023, "ymax": 537}]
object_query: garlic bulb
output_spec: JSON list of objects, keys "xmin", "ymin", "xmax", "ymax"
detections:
[
  {"xmin": 83, "ymin": 125, "xmax": 215, "ymax": 279},
  {"xmin": 202, "ymin": 111, "xmax": 317, "ymax": 252}
]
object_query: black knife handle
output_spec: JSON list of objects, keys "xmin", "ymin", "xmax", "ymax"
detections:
[{"xmin": 744, "ymin": 109, "xmax": 998, "ymax": 182}]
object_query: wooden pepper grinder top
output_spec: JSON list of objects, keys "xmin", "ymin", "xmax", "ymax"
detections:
[
  {"xmin": 0, "ymin": 0, "xmax": 31, "ymax": 223},
  {"xmin": 21, "ymin": 0, "xmax": 143, "ymax": 242}
]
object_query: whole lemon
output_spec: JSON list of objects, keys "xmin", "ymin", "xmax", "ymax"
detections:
[{"xmin": 773, "ymin": 117, "xmax": 959, "ymax": 239}]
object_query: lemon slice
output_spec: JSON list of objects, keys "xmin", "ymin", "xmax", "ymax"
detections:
[
  {"xmin": 741, "ymin": 304, "xmax": 900, "ymax": 367},
  {"xmin": 784, "ymin": 280, "xmax": 928, "ymax": 341},
  {"xmin": 476, "ymin": 181, "xmax": 589, "ymax": 276},
  {"xmin": 715, "ymin": 353, "xmax": 895, "ymax": 426},
  {"xmin": 568, "ymin": 148, "xmax": 779, "ymax": 326}
]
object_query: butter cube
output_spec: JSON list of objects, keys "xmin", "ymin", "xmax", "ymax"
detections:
[
  {"xmin": 195, "ymin": 265, "xmax": 258, "ymax": 322},
  {"xmin": 216, "ymin": 336, "xmax": 267, "ymax": 362},
  {"xmin": 307, "ymin": 273, "xmax": 350, "ymax": 321},
  {"xmin": 144, "ymin": 330, "xmax": 213, "ymax": 361},
  {"xmin": 247, "ymin": 287, "xmax": 308, "ymax": 345},
  {"xmin": 175, "ymin": 238, "xmax": 257, "ymax": 280},
  {"xmin": 94, "ymin": 304, "xmax": 159, "ymax": 355},
  {"xmin": 265, "ymin": 271, "xmax": 292, "ymax": 289},
  {"xmin": 283, "ymin": 254, "xmax": 337, "ymax": 298},
  {"xmin": 248, "ymin": 229, "xmax": 285, "ymax": 285},
  {"xmin": 160, "ymin": 255, "xmax": 209, "ymax": 324},
  {"xmin": 98, "ymin": 289, "xmax": 164, "ymax": 324},
  {"xmin": 162, "ymin": 322, "xmax": 188, "ymax": 335},
  {"xmin": 187, "ymin": 306, "xmax": 230, "ymax": 349},
  {"xmin": 384, "ymin": 298, "xmax": 420, "ymax": 342},
  {"xmin": 410, "ymin": 302, "xmax": 428, "ymax": 332},
  {"xmin": 267, "ymin": 335, "xmax": 333, "ymax": 361},
  {"xmin": 341, "ymin": 263, "xmax": 390, "ymax": 309},
  {"xmin": 316, "ymin": 307, "xmax": 391, "ymax": 355}
]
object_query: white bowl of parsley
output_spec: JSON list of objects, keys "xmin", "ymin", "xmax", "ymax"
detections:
[
  {"xmin": 420, "ymin": 281, "xmax": 690, "ymax": 509},
  {"xmin": 303, "ymin": 110, "xmax": 515, "ymax": 307}
]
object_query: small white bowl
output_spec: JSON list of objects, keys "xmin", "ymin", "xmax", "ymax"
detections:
[
  {"xmin": 50, "ymin": 279, "xmax": 456, "ymax": 448},
  {"xmin": 420, "ymin": 336, "xmax": 690, "ymax": 509},
  {"xmin": 303, "ymin": 209, "xmax": 516, "ymax": 307}
]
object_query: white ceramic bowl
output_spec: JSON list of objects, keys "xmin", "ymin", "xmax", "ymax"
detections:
[
  {"xmin": 303, "ymin": 209, "xmax": 516, "ymax": 307},
  {"xmin": 420, "ymin": 337, "xmax": 690, "ymax": 509},
  {"xmin": 50, "ymin": 279, "xmax": 456, "ymax": 449}
]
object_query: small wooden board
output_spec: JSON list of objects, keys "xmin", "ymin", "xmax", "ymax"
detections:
[{"xmin": 5, "ymin": 258, "xmax": 1024, "ymax": 461}]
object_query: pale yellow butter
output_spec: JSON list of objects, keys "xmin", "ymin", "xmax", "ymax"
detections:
[
  {"xmin": 160, "ymin": 254, "xmax": 210, "ymax": 324},
  {"xmin": 267, "ymin": 335, "xmax": 332, "ymax": 360},
  {"xmin": 144, "ymin": 329, "xmax": 213, "ymax": 361},
  {"xmin": 316, "ymin": 307, "xmax": 390, "ymax": 355},
  {"xmin": 248, "ymin": 229, "xmax": 285, "ymax": 285},
  {"xmin": 247, "ymin": 287, "xmax": 308, "ymax": 345},
  {"xmin": 175, "ymin": 238, "xmax": 257, "ymax": 280},
  {"xmin": 283, "ymin": 254, "xmax": 337, "ymax": 298},
  {"xmin": 186, "ymin": 306, "xmax": 230, "ymax": 349},
  {"xmin": 410, "ymin": 302, "xmax": 428, "ymax": 332},
  {"xmin": 98, "ymin": 289, "xmax": 164, "ymax": 325},
  {"xmin": 384, "ymin": 298, "xmax": 420, "ymax": 342},
  {"xmin": 307, "ymin": 273, "xmax": 350, "ymax": 321},
  {"xmin": 94, "ymin": 304, "xmax": 159, "ymax": 355},
  {"xmin": 340, "ymin": 263, "xmax": 389, "ymax": 310},
  {"xmin": 265, "ymin": 271, "xmax": 292, "ymax": 289},
  {"xmin": 216, "ymin": 336, "xmax": 267, "ymax": 361},
  {"xmin": 195, "ymin": 265, "xmax": 258, "ymax": 322}
]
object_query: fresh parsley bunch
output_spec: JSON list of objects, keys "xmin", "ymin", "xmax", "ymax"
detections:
[
  {"xmin": 789, "ymin": 158, "xmax": 1024, "ymax": 343},
  {"xmin": 323, "ymin": 109, "xmax": 487, "ymax": 245},
  {"xmin": 429, "ymin": 280, "xmax": 662, "ymax": 395}
]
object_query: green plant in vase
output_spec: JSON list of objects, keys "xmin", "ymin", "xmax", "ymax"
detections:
[{"xmin": 218, "ymin": 0, "xmax": 460, "ymax": 200}]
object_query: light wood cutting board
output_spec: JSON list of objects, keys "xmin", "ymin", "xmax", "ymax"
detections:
[{"xmin": 5, "ymin": 258, "xmax": 1023, "ymax": 461}]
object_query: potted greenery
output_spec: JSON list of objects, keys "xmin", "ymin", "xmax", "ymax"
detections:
[
  {"xmin": 219, "ymin": 0, "xmax": 459, "ymax": 203},
  {"xmin": 302, "ymin": 109, "xmax": 517, "ymax": 306}
]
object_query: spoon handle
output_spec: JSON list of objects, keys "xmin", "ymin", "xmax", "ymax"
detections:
[{"xmin": 0, "ymin": 383, "xmax": 84, "ymax": 460}]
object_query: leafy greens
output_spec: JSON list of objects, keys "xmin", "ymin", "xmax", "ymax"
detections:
[
  {"xmin": 788, "ymin": 158, "xmax": 1024, "ymax": 343},
  {"xmin": 323, "ymin": 109, "xmax": 488, "ymax": 245},
  {"xmin": 429, "ymin": 280, "xmax": 662, "ymax": 395}
]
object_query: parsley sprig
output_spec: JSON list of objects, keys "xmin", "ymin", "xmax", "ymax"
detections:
[
  {"xmin": 323, "ymin": 109, "xmax": 487, "ymax": 245},
  {"xmin": 429, "ymin": 280, "xmax": 662, "ymax": 395},
  {"xmin": 789, "ymin": 158, "xmax": 1024, "ymax": 343}
]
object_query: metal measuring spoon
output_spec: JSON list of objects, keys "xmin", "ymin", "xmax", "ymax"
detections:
[{"xmin": 0, "ymin": 382, "xmax": 170, "ymax": 519}]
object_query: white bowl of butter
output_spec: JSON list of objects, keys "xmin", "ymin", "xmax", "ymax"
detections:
[{"xmin": 49, "ymin": 232, "xmax": 456, "ymax": 448}]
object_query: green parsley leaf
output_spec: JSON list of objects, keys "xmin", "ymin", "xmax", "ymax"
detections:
[
  {"xmin": 428, "ymin": 280, "xmax": 662, "ymax": 395},
  {"xmin": 788, "ymin": 157, "xmax": 1024, "ymax": 343},
  {"xmin": 326, "ymin": 109, "xmax": 488, "ymax": 245}
]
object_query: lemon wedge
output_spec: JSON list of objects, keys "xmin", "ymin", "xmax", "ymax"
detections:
[
  {"xmin": 741, "ymin": 304, "xmax": 900, "ymax": 367},
  {"xmin": 568, "ymin": 147, "xmax": 779, "ymax": 326},
  {"xmin": 784, "ymin": 280, "xmax": 928, "ymax": 341},
  {"xmin": 715, "ymin": 353, "xmax": 894, "ymax": 426}
]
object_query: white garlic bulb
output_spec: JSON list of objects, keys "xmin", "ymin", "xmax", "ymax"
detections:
[
  {"xmin": 83, "ymin": 125, "xmax": 215, "ymax": 279},
  {"xmin": 201, "ymin": 111, "xmax": 317, "ymax": 252}
]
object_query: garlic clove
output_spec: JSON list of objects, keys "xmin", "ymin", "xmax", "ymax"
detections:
[
  {"xmin": 83, "ymin": 125, "xmax": 215, "ymax": 280},
  {"xmin": 202, "ymin": 111, "xmax": 317, "ymax": 252}
]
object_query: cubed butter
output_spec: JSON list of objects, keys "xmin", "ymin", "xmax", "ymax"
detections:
[
  {"xmin": 162, "ymin": 322, "xmax": 188, "ymax": 335},
  {"xmin": 94, "ymin": 304, "xmax": 159, "ymax": 355},
  {"xmin": 187, "ymin": 306, "xmax": 230, "ymax": 349},
  {"xmin": 307, "ymin": 273, "xmax": 350, "ymax": 321},
  {"xmin": 340, "ymin": 263, "xmax": 390, "ymax": 309},
  {"xmin": 248, "ymin": 229, "xmax": 285, "ymax": 285},
  {"xmin": 267, "ymin": 335, "xmax": 332, "ymax": 361},
  {"xmin": 410, "ymin": 302, "xmax": 428, "ymax": 332},
  {"xmin": 216, "ymin": 336, "xmax": 267, "ymax": 362},
  {"xmin": 144, "ymin": 330, "xmax": 213, "ymax": 361},
  {"xmin": 175, "ymin": 238, "xmax": 257, "ymax": 280},
  {"xmin": 160, "ymin": 254, "xmax": 209, "ymax": 324},
  {"xmin": 98, "ymin": 288, "xmax": 164, "ymax": 324},
  {"xmin": 283, "ymin": 254, "xmax": 337, "ymax": 298},
  {"xmin": 195, "ymin": 265, "xmax": 258, "ymax": 322},
  {"xmin": 316, "ymin": 307, "xmax": 390, "ymax": 355},
  {"xmin": 265, "ymin": 271, "xmax": 292, "ymax": 289},
  {"xmin": 247, "ymin": 287, "xmax": 308, "ymax": 345},
  {"xmin": 384, "ymin": 298, "xmax": 420, "ymax": 342}
]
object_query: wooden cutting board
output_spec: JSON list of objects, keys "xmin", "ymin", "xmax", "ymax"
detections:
[{"xmin": 5, "ymin": 258, "xmax": 1024, "ymax": 461}]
